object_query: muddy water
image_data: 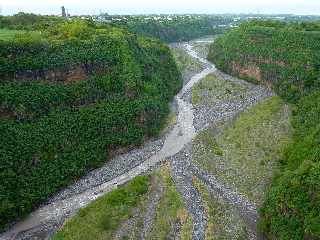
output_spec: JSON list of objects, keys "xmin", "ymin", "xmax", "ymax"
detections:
[{"xmin": 1, "ymin": 43, "xmax": 215, "ymax": 240}]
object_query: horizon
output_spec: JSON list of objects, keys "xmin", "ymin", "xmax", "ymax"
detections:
[
  {"xmin": 3, "ymin": 12, "xmax": 320, "ymax": 17},
  {"xmin": 1, "ymin": 0, "xmax": 320, "ymax": 16}
]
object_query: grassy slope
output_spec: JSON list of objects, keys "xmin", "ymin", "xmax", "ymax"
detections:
[
  {"xmin": 193, "ymin": 177, "xmax": 249, "ymax": 240},
  {"xmin": 192, "ymin": 73, "xmax": 247, "ymax": 106},
  {"xmin": 54, "ymin": 176, "xmax": 150, "ymax": 240},
  {"xmin": 54, "ymin": 166, "xmax": 192, "ymax": 239},
  {"xmin": 146, "ymin": 166, "xmax": 192, "ymax": 239},
  {"xmin": 189, "ymin": 39, "xmax": 292, "ymax": 239},
  {"xmin": 193, "ymin": 96, "xmax": 291, "ymax": 205}
]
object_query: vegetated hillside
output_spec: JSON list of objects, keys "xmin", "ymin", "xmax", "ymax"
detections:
[
  {"xmin": 209, "ymin": 20, "xmax": 320, "ymax": 239},
  {"xmin": 209, "ymin": 20, "xmax": 320, "ymax": 102},
  {"xmin": 0, "ymin": 19, "xmax": 182, "ymax": 231}
]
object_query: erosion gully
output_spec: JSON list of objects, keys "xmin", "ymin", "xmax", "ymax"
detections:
[{"xmin": 1, "ymin": 41, "xmax": 270, "ymax": 240}]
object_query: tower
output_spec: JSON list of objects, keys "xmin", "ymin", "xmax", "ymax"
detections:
[{"xmin": 61, "ymin": 6, "xmax": 67, "ymax": 18}]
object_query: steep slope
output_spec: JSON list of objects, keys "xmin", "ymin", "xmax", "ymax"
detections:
[
  {"xmin": 0, "ymin": 21, "xmax": 182, "ymax": 230},
  {"xmin": 209, "ymin": 20, "xmax": 320, "ymax": 102}
]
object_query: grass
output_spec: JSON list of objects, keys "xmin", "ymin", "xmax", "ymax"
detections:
[
  {"xmin": 53, "ymin": 176, "xmax": 150, "ymax": 240},
  {"xmin": 193, "ymin": 177, "xmax": 249, "ymax": 240},
  {"xmin": 180, "ymin": 213, "xmax": 193, "ymax": 240},
  {"xmin": 0, "ymin": 29, "xmax": 25, "ymax": 40},
  {"xmin": 192, "ymin": 96, "xmax": 292, "ymax": 205},
  {"xmin": 192, "ymin": 73, "xmax": 247, "ymax": 105},
  {"xmin": 171, "ymin": 46, "xmax": 203, "ymax": 75},
  {"xmin": 146, "ymin": 165, "xmax": 193, "ymax": 239},
  {"xmin": 53, "ymin": 165, "xmax": 192, "ymax": 239}
]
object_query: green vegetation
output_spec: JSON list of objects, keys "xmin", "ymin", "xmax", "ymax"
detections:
[
  {"xmin": 193, "ymin": 177, "xmax": 249, "ymax": 239},
  {"xmin": 180, "ymin": 216, "xmax": 193, "ymax": 240},
  {"xmin": 146, "ymin": 166, "xmax": 192, "ymax": 239},
  {"xmin": 193, "ymin": 96, "xmax": 291, "ymax": 204},
  {"xmin": 103, "ymin": 14, "xmax": 320, "ymax": 43},
  {"xmin": 209, "ymin": 20, "xmax": 320, "ymax": 239},
  {"xmin": 171, "ymin": 45, "xmax": 204, "ymax": 76},
  {"xmin": 0, "ymin": 29, "xmax": 25, "ymax": 40},
  {"xmin": 208, "ymin": 20, "xmax": 320, "ymax": 102},
  {"xmin": 0, "ymin": 13, "xmax": 64, "ymax": 30},
  {"xmin": 1, "ymin": 13, "xmax": 232, "ymax": 43},
  {"xmin": 192, "ymin": 73, "xmax": 247, "ymax": 105},
  {"xmin": 107, "ymin": 15, "xmax": 232, "ymax": 43},
  {"xmin": 54, "ymin": 166, "xmax": 192, "ymax": 239},
  {"xmin": 54, "ymin": 176, "xmax": 150, "ymax": 240},
  {"xmin": 260, "ymin": 91, "xmax": 320, "ymax": 239},
  {"xmin": 0, "ymin": 19, "xmax": 182, "ymax": 230}
]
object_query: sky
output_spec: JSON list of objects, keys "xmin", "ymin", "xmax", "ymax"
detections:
[{"xmin": 1, "ymin": 0, "xmax": 320, "ymax": 16}]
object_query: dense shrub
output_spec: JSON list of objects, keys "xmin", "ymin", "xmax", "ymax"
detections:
[
  {"xmin": 260, "ymin": 161, "xmax": 320, "ymax": 239},
  {"xmin": 282, "ymin": 91, "xmax": 320, "ymax": 170},
  {"xmin": 0, "ymin": 21, "xmax": 182, "ymax": 230},
  {"xmin": 209, "ymin": 21, "xmax": 320, "ymax": 239},
  {"xmin": 260, "ymin": 91, "xmax": 320, "ymax": 239}
]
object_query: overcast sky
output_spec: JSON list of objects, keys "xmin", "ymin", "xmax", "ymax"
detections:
[{"xmin": 1, "ymin": 0, "xmax": 320, "ymax": 16}]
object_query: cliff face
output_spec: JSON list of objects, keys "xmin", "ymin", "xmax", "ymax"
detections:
[
  {"xmin": 13, "ymin": 65, "xmax": 85, "ymax": 82},
  {"xmin": 0, "ymin": 23, "xmax": 182, "ymax": 230}
]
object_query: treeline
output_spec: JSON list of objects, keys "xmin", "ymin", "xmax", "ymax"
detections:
[
  {"xmin": 0, "ymin": 12, "xmax": 64, "ymax": 30},
  {"xmin": 0, "ymin": 18, "xmax": 182, "ymax": 230},
  {"xmin": 106, "ymin": 15, "xmax": 233, "ymax": 42},
  {"xmin": 0, "ymin": 13, "xmax": 232, "ymax": 43},
  {"xmin": 209, "ymin": 20, "xmax": 320, "ymax": 239}
]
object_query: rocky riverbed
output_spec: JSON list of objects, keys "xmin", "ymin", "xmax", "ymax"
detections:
[{"xmin": 1, "ymin": 39, "xmax": 274, "ymax": 240}]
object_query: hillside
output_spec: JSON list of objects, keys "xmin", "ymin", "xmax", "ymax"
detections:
[
  {"xmin": 209, "ymin": 21, "xmax": 320, "ymax": 239},
  {"xmin": 209, "ymin": 20, "xmax": 320, "ymax": 102},
  {"xmin": 0, "ymin": 19, "xmax": 182, "ymax": 230}
]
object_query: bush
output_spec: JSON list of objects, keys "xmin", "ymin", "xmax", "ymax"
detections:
[{"xmin": 260, "ymin": 161, "xmax": 320, "ymax": 239}]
